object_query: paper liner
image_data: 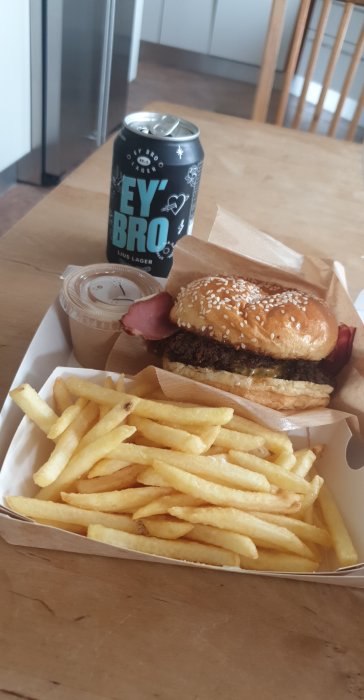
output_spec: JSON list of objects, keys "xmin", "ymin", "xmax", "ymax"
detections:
[
  {"xmin": 129, "ymin": 365, "xmax": 354, "ymax": 432},
  {"xmin": 107, "ymin": 208, "xmax": 364, "ymax": 437}
]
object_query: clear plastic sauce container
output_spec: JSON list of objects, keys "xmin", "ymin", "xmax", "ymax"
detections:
[{"xmin": 59, "ymin": 264, "xmax": 161, "ymax": 369}]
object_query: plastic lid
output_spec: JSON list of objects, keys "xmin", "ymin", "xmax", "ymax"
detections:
[{"xmin": 59, "ymin": 263, "xmax": 162, "ymax": 331}]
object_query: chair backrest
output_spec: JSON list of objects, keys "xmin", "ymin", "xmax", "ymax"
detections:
[{"xmin": 252, "ymin": 0, "xmax": 364, "ymax": 141}]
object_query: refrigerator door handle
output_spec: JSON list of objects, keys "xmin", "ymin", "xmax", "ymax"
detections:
[{"xmin": 96, "ymin": 0, "xmax": 116, "ymax": 147}]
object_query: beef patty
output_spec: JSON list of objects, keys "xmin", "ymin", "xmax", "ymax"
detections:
[{"xmin": 151, "ymin": 331, "xmax": 335, "ymax": 386}]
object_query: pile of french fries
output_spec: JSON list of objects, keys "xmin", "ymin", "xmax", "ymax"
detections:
[{"xmin": 6, "ymin": 372, "xmax": 358, "ymax": 573}]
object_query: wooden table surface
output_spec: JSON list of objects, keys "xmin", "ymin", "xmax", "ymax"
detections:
[{"xmin": 1, "ymin": 102, "xmax": 364, "ymax": 699}]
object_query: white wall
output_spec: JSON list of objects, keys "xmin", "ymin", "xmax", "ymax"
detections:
[{"xmin": 0, "ymin": 0, "xmax": 31, "ymax": 173}]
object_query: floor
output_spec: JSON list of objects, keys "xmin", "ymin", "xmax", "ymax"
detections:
[{"xmin": 0, "ymin": 58, "xmax": 362, "ymax": 238}]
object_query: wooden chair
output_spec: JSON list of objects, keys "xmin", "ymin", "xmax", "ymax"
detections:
[{"xmin": 252, "ymin": 0, "xmax": 364, "ymax": 140}]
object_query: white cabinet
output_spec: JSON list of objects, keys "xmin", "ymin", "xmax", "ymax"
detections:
[
  {"xmin": 210, "ymin": 0, "xmax": 301, "ymax": 68},
  {"xmin": 140, "ymin": 0, "xmax": 302, "ymax": 72},
  {"xmin": 141, "ymin": 0, "xmax": 214, "ymax": 53},
  {"xmin": 0, "ymin": 0, "xmax": 31, "ymax": 173},
  {"xmin": 160, "ymin": 0, "xmax": 214, "ymax": 54},
  {"xmin": 141, "ymin": 0, "xmax": 164, "ymax": 43}
]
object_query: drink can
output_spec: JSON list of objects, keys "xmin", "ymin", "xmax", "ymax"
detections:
[{"xmin": 106, "ymin": 111, "xmax": 204, "ymax": 279}]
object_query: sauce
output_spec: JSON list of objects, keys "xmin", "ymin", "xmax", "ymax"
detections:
[{"xmin": 59, "ymin": 264, "xmax": 161, "ymax": 369}]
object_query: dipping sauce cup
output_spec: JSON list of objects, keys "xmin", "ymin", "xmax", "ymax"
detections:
[{"xmin": 59, "ymin": 263, "xmax": 161, "ymax": 369}]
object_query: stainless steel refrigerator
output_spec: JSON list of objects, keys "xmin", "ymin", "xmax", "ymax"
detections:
[{"xmin": 18, "ymin": 0, "xmax": 135, "ymax": 185}]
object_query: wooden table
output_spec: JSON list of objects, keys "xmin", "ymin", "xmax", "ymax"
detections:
[{"xmin": 1, "ymin": 103, "xmax": 364, "ymax": 699}]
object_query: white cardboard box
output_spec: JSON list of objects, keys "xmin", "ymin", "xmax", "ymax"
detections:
[{"xmin": 1, "ymin": 299, "xmax": 364, "ymax": 587}]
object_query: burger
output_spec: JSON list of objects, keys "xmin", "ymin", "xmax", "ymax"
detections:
[{"xmin": 122, "ymin": 275, "xmax": 355, "ymax": 411}]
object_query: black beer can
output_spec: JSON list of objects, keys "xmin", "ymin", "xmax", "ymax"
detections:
[{"xmin": 106, "ymin": 112, "xmax": 204, "ymax": 279}]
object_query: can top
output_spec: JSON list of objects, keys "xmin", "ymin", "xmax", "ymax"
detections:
[
  {"xmin": 59, "ymin": 263, "xmax": 162, "ymax": 330},
  {"xmin": 124, "ymin": 112, "xmax": 200, "ymax": 141}
]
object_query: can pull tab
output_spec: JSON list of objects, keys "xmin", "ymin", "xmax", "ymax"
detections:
[{"xmin": 150, "ymin": 116, "xmax": 180, "ymax": 137}]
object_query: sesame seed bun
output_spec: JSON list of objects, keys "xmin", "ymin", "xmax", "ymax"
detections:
[
  {"xmin": 169, "ymin": 276, "xmax": 338, "ymax": 362},
  {"xmin": 163, "ymin": 359, "xmax": 333, "ymax": 410}
]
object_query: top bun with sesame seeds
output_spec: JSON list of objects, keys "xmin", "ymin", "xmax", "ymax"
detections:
[{"xmin": 169, "ymin": 275, "xmax": 338, "ymax": 362}]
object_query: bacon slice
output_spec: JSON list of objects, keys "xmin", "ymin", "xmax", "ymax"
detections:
[
  {"xmin": 121, "ymin": 292, "xmax": 177, "ymax": 340},
  {"xmin": 320, "ymin": 324, "xmax": 356, "ymax": 377}
]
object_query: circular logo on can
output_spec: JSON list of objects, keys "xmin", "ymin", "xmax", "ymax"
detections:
[
  {"xmin": 137, "ymin": 155, "xmax": 151, "ymax": 167},
  {"xmin": 127, "ymin": 148, "xmax": 163, "ymax": 173}
]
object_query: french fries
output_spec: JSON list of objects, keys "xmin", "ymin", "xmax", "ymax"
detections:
[
  {"xmin": 99, "ymin": 376, "xmax": 116, "ymax": 419},
  {"xmin": 33, "ymin": 402, "xmax": 99, "ymax": 487},
  {"xmin": 213, "ymin": 428, "xmax": 265, "ymax": 452},
  {"xmin": 76, "ymin": 465, "xmax": 143, "ymax": 493},
  {"xmin": 37, "ymin": 424, "xmax": 137, "ymax": 501},
  {"xmin": 134, "ymin": 398, "xmax": 234, "ymax": 426},
  {"xmin": 318, "ymin": 484, "xmax": 358, "ymax": 567},
  {"xmin": 89, "ymin": 444, "xmax": 271, "ymax": 493},
  {"xmin": 115, "ymin": 374, "xmax": 126, "ymax": 393},
  {"xmin": 77, "ymin": 403, "xmax": 137, "ymax": 451},
  {"xmin": 7, "ymin": 495, "xmax": 141, "ymax": 533},
  {"xmin": 152, "ymin": 460, "xmax": 301, "ymax": 513},
  {"xmin": 52, "ymin": 377, "xmax": 74, "ymax": 414},
  {"xmin": 226, "ymin": 415, "xmax": 293, "ymax": 454},
  {"xmin": 142, "ymin": 516, "xmax": 194, "ymax": 540},
  {"xmin": 292, "ymin": 449, "xmax": 316, "ymax": 478},
  {"xmin": 87, "ymin": 524, "xmax": 240, "ymax": 567},
  {"xmin": 296, "ymin": 474, "xmax": 324, "ymax": 515},
  {"xmin": 128, "ymin": 415, "xmax": 208, "ymax": 455},
  {"xmin": 137, "ymin": 467, "xmax": 171, "ymax": 488},
  {"xmin": 273, "ymin": 451, "xmax": 297, "ymax": 471},
  {"xmin": 186, "ymin": 524, "xmax": 258, "ymax": 559},
  {"xmin": 65, "ymin": 376, "xmax": 136, "ymax": 408},
  {"xmin": 239, "ymin": 551, "xmax": 319, "ymax": 573},
  {"xmin": 61, "ymin": 486, "xmax": 171, "ymax": 513},
  {"xmin": 47, "ymin": 397, "xmax": 88, "ymax": 440},
  {"xmin": 229, "ymin": 450, "xmax": 310, "ymax": 494},
  {"xmin": 168, "ymin": 506, "xmax": 314, "ymax": 558},
  {"xmin": 10, "ymin": 383, "xmax": 58, "ymax": 433},
  {"xmin": 5, "ymin": 372, "xmax": 358, "ymax": 574},
  {"xmin": 253, "ymin": 512, "xmax": 332, "ymax": 548},
  {"xmin": 132, "ymin": 494, "xmax": 204, "ymax": 520}
]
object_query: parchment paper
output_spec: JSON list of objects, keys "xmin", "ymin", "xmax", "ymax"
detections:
[{"xmin": 107, "ymin": 208, "xmax": 364, "ymax": 435}]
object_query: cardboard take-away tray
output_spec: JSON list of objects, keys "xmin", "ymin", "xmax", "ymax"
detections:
[
  {"xmin": 0, "ymin": 336, "xmax": 363, "ymax": 587},
  {"xmin": 0, "ymin": 312, "xmax": 364, "ymax": 587},
  {"xmin": 0, "ymin": 210, "xmax": 364, "ymax": 587}
]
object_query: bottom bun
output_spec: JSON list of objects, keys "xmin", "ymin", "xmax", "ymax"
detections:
[{"xmin": 163, "ymin": 359, "xmax": 333, "ymax": 411}]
